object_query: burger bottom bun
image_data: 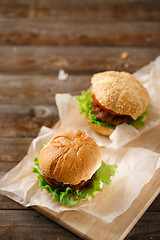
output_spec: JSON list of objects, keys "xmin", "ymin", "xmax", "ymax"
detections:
[
  {"xmin": 86, "ymin": 115, "xmax": 114, "ymax": 136},
  {"xmin": 86, "ymin": 114, "xmax": 147, "ymax": 135}
]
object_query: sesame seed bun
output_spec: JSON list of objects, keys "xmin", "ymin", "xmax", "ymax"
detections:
[
  {"xmin": 91, "ymin": 71, "xmax": 149, "ymax": 120},
  {"xmin": 86, "ymin": 115, "xmax": 114, "ymax": 136},
  {"xmin": 38, "ymin": 129, "xmax": 101, "ymax": 185}
]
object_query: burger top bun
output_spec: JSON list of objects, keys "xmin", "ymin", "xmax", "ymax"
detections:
[
  {"xmin": 39, "ymin": 129, "xmax": 101, "ymax": 185},
  {"xmin": 91, "ymin": 71, "xmax": 149, "ymax": 120}
]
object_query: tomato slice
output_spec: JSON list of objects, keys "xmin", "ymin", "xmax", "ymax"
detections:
[{"xmin": 93, "ymin": 94, "xmax": 122, "ymax": 115}]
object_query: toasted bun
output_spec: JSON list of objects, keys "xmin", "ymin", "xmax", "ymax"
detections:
[
  {"xmin": 91, "ymin": 71, "xmax": 149, "ymax": 120},
  {"xmin": 86, "ymin": 115, "xmax": 114, "ymax": 136},
  {"xmin": 38, "ymin": 129, "xmax": 101, "ymax": 185}
]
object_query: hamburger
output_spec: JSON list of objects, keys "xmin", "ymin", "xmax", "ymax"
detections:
[
  {"xmin": 77, "ymin": 71, "xmax": 149, "ymax": 136},
  {"xmin": 32, "ymin": 129, "xmax": 117, "ymax": 206}
]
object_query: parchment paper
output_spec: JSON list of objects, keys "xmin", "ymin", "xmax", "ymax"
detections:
[{"xmin": 0, "ymin": 57, "xmax": 160, "ymax": 224}]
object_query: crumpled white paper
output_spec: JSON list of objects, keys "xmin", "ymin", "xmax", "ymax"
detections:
[{"xmin": 0, "ymin": 56, "xmax": 160, "ymax": 224}]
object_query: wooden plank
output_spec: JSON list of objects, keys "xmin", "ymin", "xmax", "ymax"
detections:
[
  {"xmin": 147, "ymin": 195, "xmax": 160, "ymax": 212},
  {"xmin": 0, "ymin": 74, "xmax": 90, "ymax": 104},
  {"xmin": 0, "ymin": 46, "xmax": 159, "ymax": 74},
  {"xmin": 0, "ymin": 105, "xmax": 57, "ymax": 137},
  {"xmin": 0, "ymin": 209, "xmax": 159, "ymax": 240},
  {"xmin": 0, "ymin": 19, "xmax": 160, "ymax": 46},
  {"xmin": 0, "ymin": 195, "xmax": 25, "ymax": 210},
  {"xmin": 0, "ymin": 0, "xmax": 159, "ymax": 21},
  {"xmin": 33, "ymin": 168, "xmax": 160, "ymax": 240},
  {"xmin": 0, "ymin": 138, "xmax": 33, "ymax": 161},
  {"xmin": 0, "ymin": 161, "xmax": 18, "ymax": 178},
  {"xmin": 0, "ymin": 209, "xmax": 82, "ymax": 240},
  {"xmin": 127, "ymin": 212, "xmax": 160, "ymax": 239}
]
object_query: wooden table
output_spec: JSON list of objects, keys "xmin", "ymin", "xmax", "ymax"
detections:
[{"xmin": 0, "ymin": 1, "xmax": 160, "ymax": 239}]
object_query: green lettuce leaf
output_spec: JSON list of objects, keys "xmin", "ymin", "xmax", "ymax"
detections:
[
  {"xmin": 32, "ymin": 157, "xmax": 117, "ymax": 207},
  {"xmin": 52, "ymin": 187, "xmax": 78, "ymax": 206},
  {"xmin": 75, "ymin": 179, "xmax": 103, "ymax": 202},
  {"xmin": 76, "ymin": 91, "xmax": 148, "ymax": 129},
  {"xmin": 129, "ymin": 109, "xmax": 148, "ymax": 128},
  {"xmin": 32, "ymin": 158, "xmax": 54, "ymax": 194},
  {"xmin": 94, "ymin": 161, "xmax": 117, "ymax": 186},
  {"xmin": 41, "ymin": 141, "xmax": 49, "ymax": 150}
]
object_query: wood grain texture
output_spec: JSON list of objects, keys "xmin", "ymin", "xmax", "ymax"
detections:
[
  {"xmin": 0, "ymin": 209, "xmax": 82, "ymax": 240},
  {"xmin": 0, "ymin": 195, "xmax": 25, "ymax": 209},
  {"xmin": 0, "ymin": 138, "xmax": 33, "ymax": 161},
  {"xmin": 0, "ymin": 0, "xmax": 159, "ymax": 21},
  {"xmin": 0, "ymin": 161, "xmax": 18, "ymax": 178},
  {"xmin": 0, "ymin": 19, "xmax": 160, "ymax": 46},
  {"xmin": 0, "ymin": 105, "xmax": 57, "ymax": 137},
  {"xmin": 0, "ymin": 209, "xmax": 160, "ymax": 240},
  {"xmin": 0, "ymin": 74, "xmax": 90, "ymax": 104},
  {"xmin": 126, "ymin": 212, "xmax": 160, "ymax": 240},
  {"xmin": 147, "ymin": 195, "xmax": 160, "ymax": 212},
  {"xmin": 0, "ymin": 46, "xmax": 159, "ymax": 74}
]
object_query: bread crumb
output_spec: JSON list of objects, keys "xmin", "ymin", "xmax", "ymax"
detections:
[
  {"xmin": 121, "ymin": 52, "xmax": 129, "ymax": 59},
  {"xmin": 54, "ymin": 59, "xmax": 69, "ymax": 67},
  {"xmin": 124, "ymin": 63, "xmax": 129, "ymax": 69}
]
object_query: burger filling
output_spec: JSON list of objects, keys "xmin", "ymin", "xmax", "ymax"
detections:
[
  {"xmin": 92, "ymin": 96, "xmax": 134, "ymax": 125},
  {"xmin": 44, "ymin": 176, "xmax": 90, "ymax": 191},
  {"xmin": 76, "ymin": 91, "xmax": 148, "ymax": 128}
]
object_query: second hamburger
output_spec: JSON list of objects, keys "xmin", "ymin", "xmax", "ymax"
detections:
[{"xmin": 77, "ymin": 71, "xmax": 149, "ymax": 136}]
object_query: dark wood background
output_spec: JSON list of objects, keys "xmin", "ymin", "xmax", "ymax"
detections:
[{"xmin": 0, "ymin": 0, "xmax": 160, "ymax": 239}]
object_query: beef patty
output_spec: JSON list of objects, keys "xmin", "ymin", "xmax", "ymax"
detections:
[
  {"xmin": 44, "ymin": 176, "xmax": 90, "ymax": 191},
  {"xmin": 92, "ymin": 97, "xmax": 134, "ymax": 125}
]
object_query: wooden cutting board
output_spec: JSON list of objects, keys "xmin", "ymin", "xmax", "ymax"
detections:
[
  {"xmin": 32, "ymin": 122, "xmax": 160, "ymax": 240},
  {"xmin": 33, "ymin": 169, "xmax": 160, "ymax": 240}
]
